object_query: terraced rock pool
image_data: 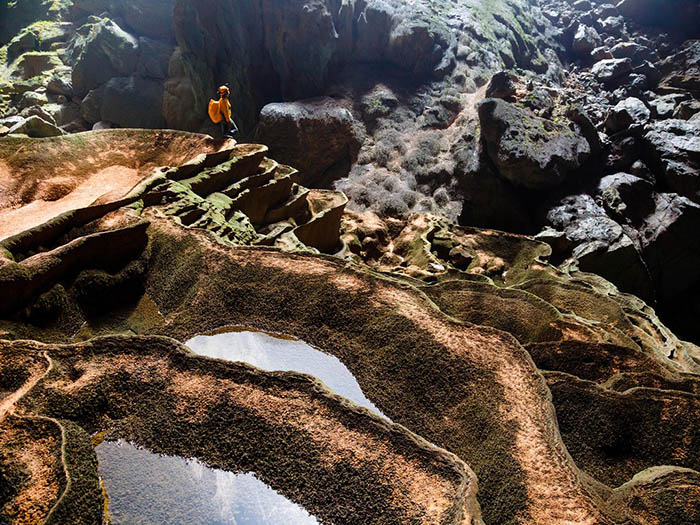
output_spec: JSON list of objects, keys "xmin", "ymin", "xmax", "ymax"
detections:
[
  {"xmin": 186, "ymin": 327, "xmax": 387, "ymax": 419},
  {"xmin": 96, "ymin": 328, "xmax": 389, "ymax": 523},
  {"xmin": 97, "ymin": 440, "xmax": 318, "ymax": 525}
]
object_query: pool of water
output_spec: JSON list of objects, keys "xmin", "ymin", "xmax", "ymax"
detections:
[
  {"xmin": 186, "ymin": 327, "xmax": 387, "ymax": 419},
  {"xmin": 96, "ymin": 440, "xmax": 318, "ymax": 525}
]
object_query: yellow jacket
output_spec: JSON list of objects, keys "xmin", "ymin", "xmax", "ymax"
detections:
[{"xmin": 208, "ymin": 97, "xmax": 232, "ymax": 124}]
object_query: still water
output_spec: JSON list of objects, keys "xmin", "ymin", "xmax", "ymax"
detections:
[
  {"xmin": 97, "ymin": 328, "xmax": 386, "ymax": 524},
  {"xmin": 185, "ymin": 327, "xmax": 387, "ymax": 418},
  {"xmin": 96, "ymin": 440, "xmax": 318, "ymax": 525}
]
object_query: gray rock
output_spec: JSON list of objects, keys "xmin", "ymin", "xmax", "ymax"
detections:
[
  {"xmin": 591, "ymin": 58, "xmax": 632, "ymax": 84},
  {"xmin": 572, "ymin": 24, "xmax": 602, "ymax": 55},
  {"xmin": 8, "ymin": 115, "xmax": 64, "ymax": 137},
  {"xmin": 597, "ymin": 16, "xmax": 626, "ymax": 37},
  {"xmin": 648, "ymin": 93, "xmax": 687, "ymax": 120},
  {"xmin": 609, "ymin": 41, "xmax": 655, "ymax": 66},
  {"xmin": 92, "ymin": 120, "xmax": 113, "ymax": 130},
  {"xmin": 639, "ymin": 193, "xmax": 700, "ymax": 300},
  {"xmin": 547, "ymin": 194, "xmax": 651, "ymax": 299},
  {"xmin": 255, "ymin": 97, "xmax": 362, "ymax": 187},
  {"xmin": 20, "ymin": 105, "xmax": 57, "ymax": 125},
  {"xmin": 605, "ymin": 97, "xmax": 650, "ymax": 133},
  {"xmin": 478, "ymin": 98, "xmax": 591, "ymax": 190},
  {"xmin": 644, "ymin": 119, "xmax": 700, "ymax": 204},
  {"xmin": 629, "ymin": 160, "xmax": 655, "ymax": 183},
  {"xmin": 71, "ymin": 18, "xmax": 139, "ymax": 97},
  {"xmin": 9, "ymin": 51, "xmax": 63, "ymax": 81},
  {"xmin": 673, "ymin": 100, "xmax": 700, "ymax": 121},
  {"xmin": 598, "ymin": 172, "xmax": 655, "ymax": 223},
  {"xmin": 100, "ymin": 76, "xmax": 165, "ymax": 129},
  {"xmin": 46, "ymin": 71, "xmax": 73, "ymax": 97},
  {"xmin": 591, "ymin": 46, "xmax": 612, "ymax": 61},
  {"xmin": 485, "ymin": 72, "xmax": 516, "ymax": 99},
  {"xmin": 80, "ymin": 86, "xmax": 105, "ymax": 125},
  {"xmin": 18, "ymin": 90, "xmax": 48, "ymax": 110}
]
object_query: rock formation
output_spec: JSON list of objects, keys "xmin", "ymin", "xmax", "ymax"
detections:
[{"xmin": 2, "ymin": 0, "xmax": 700, "ymax": 523}]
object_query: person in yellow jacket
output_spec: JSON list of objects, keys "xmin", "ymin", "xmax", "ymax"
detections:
[{"xmin": 208, "ymin": 85, "xmax": 239, "ymax": 138}]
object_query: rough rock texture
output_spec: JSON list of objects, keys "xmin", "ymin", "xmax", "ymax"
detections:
[
  {"xmin": 7, "ymin": 115, "xmax": 64, "ymax": 137},
  {"xmin": 254, "ymin": 97, "xmax": 361, "ymax": 187},
  {"xmin": 1, "ymin": 131, "xmax": 700, "ymax": 524},
  {"xmin": 644, "ymin": 119, "xmax": 700, "ymax": 203},
  {"xmin": 605, "ymin": 96, "xmax": 650, "ymax": 132},
  {"xmin": 478, "ymin": 98, "xmax": 591, "ymax": 189}
]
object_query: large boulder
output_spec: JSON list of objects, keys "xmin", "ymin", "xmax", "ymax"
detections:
[
  {"xmin": 71, "ymin": 19, "xmax": 139, "ymax": 97},
  {"xmin": 100, "ymin": 76, "xmax": 166, "ymax": 128},
  {"xmin": 591, "ymin": 58, "xmax": 632, "ymax": 84},
  {"xmin": 547, "ymin": 194, "xmax": 652, "ymax": 300},
  {"xmin": 605, "ymin": 97, "xmax": 650, "ymax": 133},
  {"xmin": 571, "ymin": 24, "xmax": 602, "ymax": 56},
  {"xmin": 7, "ymin": 115, "xmax": 64, "ymax": 138},
  {"xmin": 478, "ymin": 98, "xmax": 591, "ymax": 190},
  {"xmin": 644, "ymin": 119, "xmax": 700, "ymax": 204},
  {"xmin": 639, "ymin": 193, "xmax": 700, "ymax": 301},
  {"xmin": 598, "ymin": 172, "xmax": 655, "ymax": 224},
  {"xmin": 255, "ymin": 97, "xmax": 361, "ymax": 187}
]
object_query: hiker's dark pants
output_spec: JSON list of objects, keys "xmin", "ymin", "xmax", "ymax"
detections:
[{"xmin": 220, "ymin": 119, "xmax": 239, "ymax": 138}]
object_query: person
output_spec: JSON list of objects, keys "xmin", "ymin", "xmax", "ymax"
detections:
[{"xmin": 208, "ymin": 85, "xmax": 239, "ymax": 138}]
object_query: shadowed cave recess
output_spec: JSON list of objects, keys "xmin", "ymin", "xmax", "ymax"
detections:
[{"xmin": 1, "ymin": 0, "xmax": 700, "ymax": 524}]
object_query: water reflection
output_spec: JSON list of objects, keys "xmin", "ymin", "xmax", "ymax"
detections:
[
  {"xmin": 96, "ymin": 440, "xmax": 318, "ymax": 525},
  {"xmin": 186, "ymin": 328, "xmax": 387, "ymax": 418}
]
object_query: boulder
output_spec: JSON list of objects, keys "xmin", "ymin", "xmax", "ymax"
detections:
[
  {"xmin": 478, "ymin": 98, "xmax": 591, "ymax": 190},
  {"xmin": 648, "ymin": 93, "xmax": 687, "ymax": 120},
  {"xmin": 644, "ymin": 119, "xmax": 700, "ymax": 203},
  {"xmin": 591, "ymin": 46, "xmax": 613, "ymax": 61},
  {"xmin": 547, "ymin": 194, "xmax": 652, "ymax": 300},
  {"xmin": 673, "ymin": 100, "xmax": 700, "ymax": 121},
  {"xmin": 609, "ymin": 41, "xmax": 656, "ymax": 66},
  {"xmin": 100, "ymin": 76, "xmax": 166, "ymax": 129},
  {"xmin": 598, "ymin": 172, "xmax": 655, "ymax": 224},
  {"xmin": 604, "ymin": 97, "xmax": 650, "ymax": 133},
  {"xmin": 255, "ymin": 97, "xmax": 362, "ymax": 186},
  {"xmin": 596, "ymin": 16, "xmax": 626, "ymax": 37},
  {"xmin": 71, "ymin": 19, "xmax": 139, "ymax": 97},
  {"xmin": 7, "ymin": 115, "xmax": 64, "ymax": 138},
  {"xmin": 80, "ymin": 86, "xmax": 105, "ymax": 125},
  {"xmin": 572, "ymin": 24, "xmax": 602, "ymax": 55},
  {"xmin": 9, "ymin": 52, "xmax": 63, "ymax": 81},
  {"xmin": 46, "ymin": 70, "xmax": 73, "ymax": 97},
  {"xmin": 639, "ymin": 193, "xmax": 700, "ymax": 300},
  {"xmin": 44, "ymin": 102, "xmax": 82, "ymax": 127},
  {"xmin": 485, "ymin": 71, "xmax": 516, "ymax": 99},
  {"xmin": 591, "ymin": 58, "xmax": 632, "ymax": 84}
]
